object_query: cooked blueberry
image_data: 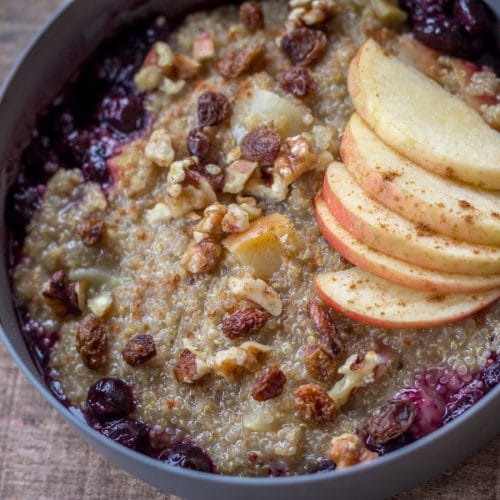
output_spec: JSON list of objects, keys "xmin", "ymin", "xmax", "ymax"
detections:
[
  {"xmin": 97, "ymin": 95, "xmax": 144, "ymax": 133},
  {"xmin": 159, "ymin": 442, "xmax": 215, "ymax": 473},
  {"xmin": 309, "ymin": 459, "xmax": 336, "ymax": 474},
  {"xmin": 6, "ymin": 184, "xmax": 43, "ymax": 227},
  {"xmin": 483, "ymin": 354, "xmax": 500, "ymax": 390},
  {"xmin": 453, "ymin": 0, "xmax": 490, "ymax": 35},
  {"xmin": 443, "ymin": 377, "xmax": 486, "ymax": 423},
  {"xmin": 86, "ymin": 378, "xmax": 132, "ymax": 422},
  {"xmin": 100, "ymin": 418, "xmax": 150, "ymax": 452}
]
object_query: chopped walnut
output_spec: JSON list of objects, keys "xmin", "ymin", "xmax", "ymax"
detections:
[
  {"xmin": 328, "ymin": 351, "xmax": 395, "ymax": 409},
  {"xmin": 167, "ymin": 157, "xmax": 192, "ymax": 197},
  {"xmin": 287, "ymin": 0, "xmax": 340, "ymax": 29},
  {"xmin": 182, "ymin": 238, "xmax": 222, "ymax": 274},
  {"xmin": 212, "ymin": 346, "xmax": 259, "ymax": 378},
  {"xmin": 145, "ymin": 129, "xmax": 175, "ymax": 168},
  {"xmin": 251, "ymin": 367, "xmax": 287, "ymax": 401},
  {"xmin": 122, "ymin": 334, "xmax": 157, "ymax": 367},
  {"xmin": 78, "ymin": 219, "xmax": 104, "ymax": 247},
  {"xmin": 280, "ymin": 27, "xmax": 327, "ymax": 66},
  {"xmin": 239, "ymin": 2, "xmax": 265, "ymax": 31},
  {"xmin": 146, "ymin": 202, "xmax": 172, "ymax": 224},
  {"xmin": 192, "ymin": 31, "xmax": 215, "ymax": 60},
  {"xmin": 307, "ymin": 301, "xmax": 342, "ymax": 355},
  {"xmin": 187, "ymin": 129, "xmax": 210, "ymax": 160},
  {"xmin": 329, "ymin": 433, "xmax": 377, "ymax": 469},
  {"xmin": 174, "ymin": 349, "xmax": 212, "ymax": 383},
  {"xmin": 364, "ymin": 399, "xmax": 416, "ymax": 446},
  {"xmin": 147, "ymin": 41, "xmax": 175, "ymax": 70},
  {"xmin": 42, "ymin": 270, "xmax": 83, "ymax": 317},
  {"xmin": 197, "ymin": 91, "xmax": 231, "ymax": 127},
  {"xmin": 134, "ymin": 65, "xmax": 163, "ymax": 92},
  {"xmin": 193, "ymin": 202, "xmax": 227, "ymax": 237},
  {"xmin": 76, "ymin": 314, "xmax": 107, "ymax": 370},
  {"xmin": 217, "ymin": 43, "xmax": 266, "ymax": 79},
  {"xmin": 293, "ymin": 383, "xmax": 335, "ymax": 423},
  {"xmin": 238, "ymin": 199, "xmax": 262, "ymax": 220},
  {"xmin": 159, "ymin": 77, "xmax": 186, "ymax": 95},
  {"xmin": 223, "ymin": 159, "xmax": 259, "ymax": 194},
  {"xmin": 240, "ymin": 126, "xmax": 281, "ymax": 164},
  {"xmin": 304, "ymin": 344, "xmax": 339, "ymax": 382},
  {"xmin": 222, "ymin": 204, "xmax": 250, "ymax": 233},
  {"xmin": 279, "ymin": 67, "xmax": 317, "ymax": 98},
  {"xmin": 228, "ymin": 276, "xmax": 282, "ymax": 316},
  {"xmin": 174, "ymin": 53, "xmax": 201, "ymax": 79},
  {"xmin": 222, "ymin": 308, "xmax": 268, "ymax": 339},
  {"xmin": 87, "ymin": 291, "xmax": 113, "ymax": 318}
]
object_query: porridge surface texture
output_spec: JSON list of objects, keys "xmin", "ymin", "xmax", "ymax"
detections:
[{"xmin": 13, "ymin": 0, "xmax": 499, "ymax": 476}]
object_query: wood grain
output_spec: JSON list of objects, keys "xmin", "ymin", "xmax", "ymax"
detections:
[{"xmin": 0, "ymin": 1, "xmax": 498, "ymax": 498}]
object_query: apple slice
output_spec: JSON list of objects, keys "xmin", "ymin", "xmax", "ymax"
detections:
[
  {"xmin": 340, "ymin": 114, "xmax": 500, "ymax": 246},
  {"xmin": 315, "ymin": 267, "xmax": 500, "ymax": 329},
  {"xmin": 315, "ymin": 195, "xmax": 500, "ymax": 293},
  {"xmin": 348, "ymin": 39, "xmax": 500, "ymax": 189},
  {"xmin": 323, "ymin": 162, "xmax": 500, "ymax": 275}
]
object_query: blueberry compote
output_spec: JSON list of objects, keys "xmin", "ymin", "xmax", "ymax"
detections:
[
  {"xmin": 6, "ymin": 14, "xmax": 216, "ymax": 473},
  {"xmin": 399, "ymin": 0, "xmax": 499, "ymax": 73}
]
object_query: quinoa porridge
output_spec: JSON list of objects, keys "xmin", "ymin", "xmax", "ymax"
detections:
[{"xmin": 7, "ymin": 0, "xmax": 500, "ymax": 477}]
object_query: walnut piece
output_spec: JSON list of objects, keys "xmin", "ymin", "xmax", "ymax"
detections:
[
  {"xmin": 221, "ymin": 204, "xmax": 250, "ymax": 233},
  {"xmin": 42, "ymin": 270, "xmax": 83, "ymax": 317},
  {"xmin": 293, "ymin": 383, "xmax": 336, "ymax": 423},
  {"xmin": 328, "ymin": 351, "xmax": 394, "ymax": 409},
  {"xmin": 182, "ymin": 239, "xmax": 222, "ymax": 274},
  {"xmin": 228, "ymin": 276, "xmax": 282, "ymax": 316},
  {"xmin": 223, "ymin": 159, "xmax": 259, "ymax": 194},
  {"xmin": 145, "ymin": 129, "xmax": 175, "ymax": 168},
  {"xmin": 87, "ymin": 291, "xmax": 113, "ymax": 318},
  {"xmin": 221, "ymin": 308, "xmax": 268, "ymax": 339},
  {"xmin": 217, "ymin": 43, "xmax": 266, "ymax": 79},
  {"xmin": 192, "ymin": 31, "xmax": 215, "ymax": 60},
  {"xmin": 193, "ymin": 202, "xmax": 227, "ymax": 237},
  {"xmin": 76, "ymin": 314, "xmax": 107, "ymax": 370},
  {"xmin": 251, "ymin": 367, "xmax": 287, "ymax": 401},
  {"xmin": 122, "ymin": 334, "xmax": 157, "ymax": 367},
  {"xmin": 329, "ymin": 434, "xmax": 378, "ymax": 469},
  {"xmin": 239, "ymin": 1, "xmax": 265, "ymax": 31},
  {"xmin": 78, "ymin": 219, "xmax": 104, "ymax": 247},
  {"xmin": 212, "ymin": 341, "xmax": 272, "ymax": 379},
  {"xmin": 174, "ymin": 349, "xmax": 212, "ymax": 383}
]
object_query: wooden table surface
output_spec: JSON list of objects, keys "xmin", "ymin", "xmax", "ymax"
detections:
[{"xmin": 0, "ymin": 1, "xmax": 498, "ymax": 498}]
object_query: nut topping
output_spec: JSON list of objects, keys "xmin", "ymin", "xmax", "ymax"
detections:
[
  {"xmin": 145, "ymin": 129, "xmax": 175, "ymax": 168},
  {"xmin": 364, "ymin": 399, "xmax": 416, "ymax": 445},
  {"xmin": 293, "ymin": 383, "xmax": 336, "ymax": 423},
  {"xmin": 78, "ymin": 219, "xmax": 104, "ymax": 247},
  {"xmin": 329, "ymin": 434, "xmax": 377, "ymax": 469},
  {"xmin": 182, "ymin": 238, "xmax": 222, "ymax": 274},
  {"xmin": 239, "ymin": 2, "xmax": 265, "ymax": 31},
  {"xmin": 187, "ymin": 129, "xmax": 210, "ymax": 160},
  {"xmin": 122, "ymin": 334, "xmax": 157, "ymax": 367},
  {"xmin": 217, "ymin": 43, "xmax": 266, "ymax": 79},
  {"xmin": 251, "ymin": 367, "xmax": 287, "ymax": 401},
  {"xmin": 307, "ymin": 301, "xmax": 343, "ymax": 355},
  {"xmin": 221, "ymin": 204, "xmax": 250, "ymax": 233},
  {"xmin": 174, "ymin": 349, "xmax": 212, "ymax": 383},
  {"xmin": 240, "ymin": 126, "xmax": 281, "ymax": 164},
  {"xmin": 280, "ymin": 27, "xmax": 327, "ymax": 66},
  {"xmin": 76, "ymin": 314, "xmax": 107, "ymax": 370},
  {"xmin": 228, "ymin": 276, "xmax": 282, "ymax": 316},
  {"xmin": 197, "ymin": 91, "xmax": 231, "ymax": 127},
  {"xmin": 279, "ymin": 67, "xmax": 317, "ymax": 97},
  {"xmin": 42, "ymin": 270, "xmax": 83, "ymax": 317},
  {"xmin": 222, "ymin": 308, "xmax": 268, "ymax": 339},
  {"xmin": 223, "ymin": 160, "xmax": 259, "ymax": 194}
]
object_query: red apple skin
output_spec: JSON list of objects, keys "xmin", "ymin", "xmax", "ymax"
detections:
[
  {"xmin": 314, "ymin": 272, "xmax": 500, "ymax": 330},
  {"xmin": 315, "ymin": 195, "xmax": 500, "ymax": 293}
]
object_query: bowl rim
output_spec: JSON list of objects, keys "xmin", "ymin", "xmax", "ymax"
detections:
[{"xmin": 0, "ymin": 0, "xmax": 498, "ymax": 490}]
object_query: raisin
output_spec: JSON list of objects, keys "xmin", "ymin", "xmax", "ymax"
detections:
[
  {"xmin": 307, "ymin": 301, "xmax": 343, "ymax": 355},
  {"xmin": 251, "ymin": 367, "xmax": 287, "ymax": 401},
  {"xmin": 174, "ymin": 349, "xmax": 200, "ymax": 383},
  {"xmin": 279, "ymin": 67, "xmax": 317, "ymax": 97},
  {"xmin": 187, "ymin": 129, "xmax": 210, "ymax": 160},
  {"xmin": 42, "ymin": 270, "xmax": 82, "ymax": 317},
  {"xmin": 240, "ymin": 126, "xmax": 281, "ymax": 164},
  {"xmin": 280, "ymin": 28, "xmax": 327, "ymax": 66},
  {"xmin": 239, "ymin": 2, "xmax": 264, "ymax": 31},
  {"xmin": 293, "ymin": 384, "xmax": 336, "ymax": 423},
  {"xmin": 304, "ymin": 344, "xmax": 338, "ymax": 382},
  {"xmin": 221, "ymin": 308, "xmax": 268, "ymax": 339},
  {"xmin": 76, "ymin": 314, "xmax": 108, "ymax": 370},
  {"xmin": 78, "ymin": 218, "xmax": 104, "ymax": 246},
  {"xmin": 122, "ymin": 334, "xmax": 157, "ymax": 367},
  {"xmin": 217, "ymin": 44, "xmax": 266, "ymax": 79},
  {"xmin": 197, "ymin": 91, "xmax": 231, "ymax": 127},
  {"xmin": 364, "ymin": 399, "xmax": 416, "ymax": 445}
]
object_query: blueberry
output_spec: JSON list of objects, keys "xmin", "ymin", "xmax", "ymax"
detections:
[
  {"xmin": 309, "ymin": 459, "xmax": 336, "ymax": 474},
  {"xmin": 443, "ymin": 377, "xmax": 486, "ymax": 423},
  {"xmin": 453, "ymin": 0, "xmax": 490, "ymax": 35},
  {"xmin": 100, "ymin": 418, "xmax": 150, "ymax": 452},
  {"xmin": 482, "ymin": 354, "xmax": 500, "ymax": 391},
  {"xmin": 97, "ymin": 95, "xmax": 144, "ymax": 133},
  {"xmin": 158, "ymin": 442, "xmax": 215, "ymax": 473},
  {"xmin": 86, "ymin": 378, "xmax": 132, "ymax": 422}
]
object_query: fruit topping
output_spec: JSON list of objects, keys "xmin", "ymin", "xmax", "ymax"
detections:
[
  {"xmin": 86, "ymin": 378, "xmax": 133, "ymax": 422},
  {"xmin": 76, "ymin": 314, "xmax": 108, "ymax": 370},
  {"xmin": 280, "ymin": 27, "xmax": 327, "ymax": 66},
  {"xmin": 251, "ymin": 367, "xmax": 287, "ymax": 401},
  {"xmin": 100, "ymin": 418, "xmax": 150, "ymax": 452},
  {"xmin": 197, "ymin": 91, "xmax": 232, "ymax": 127},
  {"xmin": 159, "ymin": 442, "xmax": 215, "ymax": 472},
  {"xmin": 221, "ymin": 308, "xmax": 268, "ymax": 339},
  {"xmin": 122, "ymin": 334, "xmax": 157, "ymax": 367}
]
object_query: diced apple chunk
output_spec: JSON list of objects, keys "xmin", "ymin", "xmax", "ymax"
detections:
[
  {"xmin": 223, "ymin": 213, "xmax": 298, "ymax": 278},
  {"xmin": 314, "ymin": 267, "xmax": 500, "ymax": 329}
]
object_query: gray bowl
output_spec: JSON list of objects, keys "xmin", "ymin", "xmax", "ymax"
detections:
[{"xmin": 0, "ymin": 1, "xmax": 499, "ymax": 498}]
